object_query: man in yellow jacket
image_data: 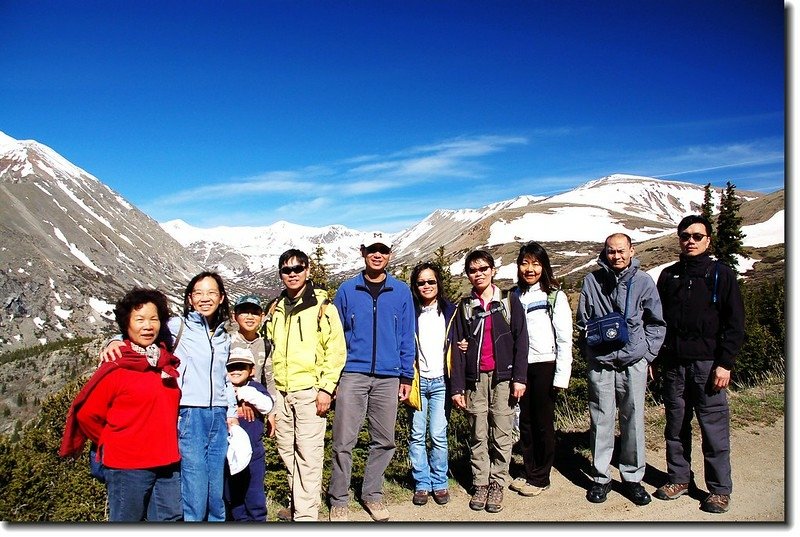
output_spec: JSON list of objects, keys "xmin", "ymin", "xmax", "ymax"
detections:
[{"xmin": 265, "ymin": 248, "xmax": 347, "ymax": 521}]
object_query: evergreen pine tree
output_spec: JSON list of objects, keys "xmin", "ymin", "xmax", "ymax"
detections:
[
  {"xmin": 701, "ymin": 183, "xmax": 715, "ymax": 222},
  {"xmin": 309, "ymin": 244, "xmax": 338, "ymax": 297},
  {"xmin": 715, "ymin": 181, "xmax": 747, "ymax": 271},
  {"xmin": 432, "ymin": 246, "xmax": 460, "ymax": 302}
]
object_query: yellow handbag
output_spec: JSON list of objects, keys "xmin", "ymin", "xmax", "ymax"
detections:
[{"xmin": 406, "ymin": 356, "xmax": 422, "ymax": 411}]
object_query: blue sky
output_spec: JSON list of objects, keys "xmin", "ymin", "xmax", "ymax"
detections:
[{"xmin": 1, "ymin": 0, "xmax": 785, "ymax": 233}]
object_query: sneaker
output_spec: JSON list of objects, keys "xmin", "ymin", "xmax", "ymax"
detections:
[
  {"xmin": 485, "ymin": 481, "xmax": 504, "ymax": 513},
  {"xmin": 701, "ymin": 493, "xmax": 730, "ymax": 514},
  {"xmin": 363, "ymin": 500, "xmax": 390, "ymax": 522},
  {"xmin": 328, "ymin": 505, "xmax": 349, "ymax": 522},
  {"xmin": 518, "ymin": 482, "xmax": 550, "ymax": 497},
  {"xmin": 653, "ymin": 482, "xmax": 690, "ymax": 501},
  {"xmin": 469, "ymin": 484, "xmax": 489, "ymax": 511},
  {"xmin": 508, "ymin": 477, "xmax": 528, "ymax": 492},
  {"xmin": 624, "ymin": 481, "xmax": 652, "ymax": 506},
  {"xmin": 586, "ymin": 482, "xmax": 612, "ymax": 503},
  {"xmin": 412, "ymin": 490, "xmax": 429, "ymax": 506},
  {"xmin": 432, "ymin": 489, "xmax": 450, "ymax": 505},
  {"xmin": 276, "ymin": 506, "xmax": 292, "ymax": 521}
]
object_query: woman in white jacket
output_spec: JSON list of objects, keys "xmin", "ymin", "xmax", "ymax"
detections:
[{"xmin": 508, "ymin": 241, "xmax": 573, "ymax": 497}]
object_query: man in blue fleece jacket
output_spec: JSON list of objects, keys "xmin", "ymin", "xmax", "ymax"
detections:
[{"xmin": 327, "ymin": 233, "xmax": 416, "ymax": 522}]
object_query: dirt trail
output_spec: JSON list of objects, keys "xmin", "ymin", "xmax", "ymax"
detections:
[{"xmin": 340, "ymin": 418, "xmax": 785, "ymax": 523}]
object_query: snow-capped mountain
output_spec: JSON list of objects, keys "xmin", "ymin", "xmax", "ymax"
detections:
[
  {"xmin": 0, "ymin": 131, "xmax": 203, "ymax": 350},
  {"xmin": 160, "ymin": 219, "xmax": 399, "ymax": 280},
  {"xmin": 1, "ymin": 131, "xmax": 785, "ymax": 353}
]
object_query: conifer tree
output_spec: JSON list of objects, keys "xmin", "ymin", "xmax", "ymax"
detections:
[
  {"xmin": 701, "ymin": 183, "xmax": 715, "ymax": 222},
  {"xmin": 432, "ymin": 246, "xmax": 460, "ymax": 302},
  {"xmin": 715, "ymin": 181, "xmax": 747, "ymax": 271},
  {"xmin": 309, "ymin": 244, "xmax": 337, "ymax": 297}
]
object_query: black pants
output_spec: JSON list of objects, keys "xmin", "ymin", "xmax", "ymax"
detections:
[
  {"xmin": 518, "ymin": 361, "xmax": 557, "ymax": 487},
  {"xmin": 662, "ymin": 359, "xmax": 732, "ymax": 495}
]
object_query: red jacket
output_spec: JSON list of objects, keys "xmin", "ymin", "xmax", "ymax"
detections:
[{"xmin": 60, "ymin": 342, "xmax": 181, "ymax": 469}]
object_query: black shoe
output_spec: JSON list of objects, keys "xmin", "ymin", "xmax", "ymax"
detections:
[
  {"xmin": 624, "ymin": 481, "xmax": 652, "ymax": 506},
  {"xmin": 586, "ymin": 482, "xmax": 612, "ymax": 504}
]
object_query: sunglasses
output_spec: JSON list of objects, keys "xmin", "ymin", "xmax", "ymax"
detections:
[
  {"xmin": 226, "ymin": 363, "xmax": 252, "ymax": 372},
  {"xmin": 679, "ymin": 232, "xmax": 708, "ymax": 242},
  {"xmin": 365, "ymin": 244, "xmax": 391, "ymax": 255},
  {"xmin": 416, "ymin": 279, "xmax": 437, "ymax": 287},
  {"xmin": 467, "ymin": 265, "xmax": 491, "ymax": 275},
  {"xmin": 280, "ymin": 264, "xmax": 306, "ymax": 275}
]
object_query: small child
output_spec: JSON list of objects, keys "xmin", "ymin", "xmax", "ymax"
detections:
[{"xmin": 223, "ymin": 347, "xmax": 274, "ymax": 522}]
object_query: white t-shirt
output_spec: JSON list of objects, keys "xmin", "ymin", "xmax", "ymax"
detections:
[{"xmin": 417, "ymin": 304, "xmax": 446, "ymax": 379}]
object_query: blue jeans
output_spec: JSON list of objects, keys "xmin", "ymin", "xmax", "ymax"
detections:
[
  {"xmin": 409, "ymin": 375, "xmax": 449, "ymax": 491},
  {"xmin": 179, "ymin": 406, "xmax": 228, "ymax": 521},
  {"xmin": 104, "ymin": 464, "xmax": 182, "ymax": 521}
]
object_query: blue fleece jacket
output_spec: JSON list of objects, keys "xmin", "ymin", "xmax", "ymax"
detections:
[
  {"xmin": 168, "ymin": 312, "xmax": 238, "ymax": 418},
  {"xmin": 333, "ymin": 271, "xmax": 416, "ymax": 382}
]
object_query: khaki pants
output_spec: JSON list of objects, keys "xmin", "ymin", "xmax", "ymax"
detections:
[
  {"xmin": 275, "ymin": 388, "xmax": 327, "ymax": 521},
  {"xmin": 465, "ymin": 371, "xmax": 516, "ymax": 487}
]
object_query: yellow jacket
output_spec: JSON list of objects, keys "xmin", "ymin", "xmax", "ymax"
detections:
[{"xmin": 266, "ymin": 283, "xmax": 346, "ymax": 395}]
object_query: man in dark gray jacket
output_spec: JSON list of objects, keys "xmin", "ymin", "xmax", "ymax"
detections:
[{"xmin": 577, "ymin": 233, "xmax": 666, "ymax": 507}]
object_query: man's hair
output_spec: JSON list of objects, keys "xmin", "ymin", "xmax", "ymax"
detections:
[
  {"xmin": 677, "ymin": 214, "xmax": 713, "ymax": 236},
  {"xmin": 604, "ymin": 232, "xmax": 633, "ymax": 249},
  {"xmin": 464, "ymin": 249, "xmax": 495, "ymax": 272},
  {"xmin": 516, "ymin": 241, "xmax": 558, "ymax": 294},
  {"xmin": 278, "ymin": 248, "xmax": 310, "ymax": 269},
  {"xmin": 115, "ymin": 287, "xmax": 173, "ymax": 350}
]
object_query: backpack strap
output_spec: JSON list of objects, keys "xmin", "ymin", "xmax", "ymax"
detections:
[
  {"xmin": 172, "ymin": 317, "xmax": 185, "ymax": 350},
  {"xmin": 317, "ymin": 298, "xmax": 330, "ymax": 331}
]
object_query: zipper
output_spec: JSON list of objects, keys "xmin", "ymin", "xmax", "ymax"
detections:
[
  {"xmin": 371, "ymin": 296, "xmax": 378, "ymax": 374},
  {"xmin": 202, "ymin": 315, "xmax": 214, "ymax": 407}
]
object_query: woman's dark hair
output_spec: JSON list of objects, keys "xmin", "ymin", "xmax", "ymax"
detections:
[
  {"xmin": 114, "ymin": 287, "xmax": 173, "ymax": 350},
  {"xmin": 516, "ymin": 241, "xmax": 558, "ymax": 294},
  {"xmin": 464, "ymin": 249, "xmax": 495, "ymax": 272},
  {"xmin": 183, "ymin": 271, "xmax": 231, "ymax": 329},
  {"xmin": 410, "ymin": 262, "xmax": 447, "ymax": 315}
]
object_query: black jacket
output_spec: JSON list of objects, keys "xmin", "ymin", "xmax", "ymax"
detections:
[
  {"xmin": 450, "ymin": 286, "xmax": 529, "ymax": 394},
  {"xmin": 656, "ymin": 252, "xmax": 745, "ymax": 370}
]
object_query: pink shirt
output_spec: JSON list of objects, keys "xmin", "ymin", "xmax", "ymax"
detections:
[{"xmin": 473, "ymin": 290, "xmax": 496, "ymax": 372}]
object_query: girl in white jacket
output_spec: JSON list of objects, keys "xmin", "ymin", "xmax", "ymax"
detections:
[{"xmin": 508, "ymin": 241, "xmax": 573, "ymax": 497}]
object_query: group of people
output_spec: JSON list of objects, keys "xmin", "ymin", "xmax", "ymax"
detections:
[{"xmin": 58, "ymin": 214, "xmax": 744, "ymax": 522}]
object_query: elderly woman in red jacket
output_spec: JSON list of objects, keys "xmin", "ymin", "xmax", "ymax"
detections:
[{"xmin": 60, "ymin": 288, "xmax": 182, "ymax": 521}]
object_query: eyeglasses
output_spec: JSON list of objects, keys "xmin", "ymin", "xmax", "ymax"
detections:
[
  {"xmin": 467, "ymin": 265, "xmax": 491, "ymax": 275},
  {"xmin": 416, "ymin": 279, "xmax": 437, "ymax": 287},
  {"xmin": 191, "ymin": 290, "xmax": 220, "ymax": 299},
  {"xmin": 280, "ymin": 264, "xmax": 306, "ymax": 275},
  {"xmin": 365, "ymin": 244, "xmax": 391, "ymax": 255},
  {"xmin": 679, "ymin": 232, "xmax": 708, "ymax": 242}
]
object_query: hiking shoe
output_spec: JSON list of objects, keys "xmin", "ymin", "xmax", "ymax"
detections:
[
  {"xmin": 363, "ymin": 500, "xmax": 390, "ymax": 522},
  {"xmin": 433, "ymin": 489, "xmax": 450, "ymax": 505},
  {"xmin": 701, "ymin": 493, "xmax": 730, "ymax": 514},
  {"xmin": 485, "ymin": 481, "xmax": 504, "ymax": 513},
  {"xmin": 508, "ymin": 477, "xmax": 528, "ymax": 492},
  {"xmin": 469, "ymin": 484, "xmax": 489, "ymax": 511},
  {"xmin": 276, "ymin": 506, "xmax": 292, "ymax": 521},
  {"xmin": 624, "ymin": 481, "xmax": 652, "ymax": 506},
  {"xmin": 653, "ymin": 482, "xmax": 690, "ymax": 501},
  {"xmin": 412, "ymin": 490, "xmax": 429, "ymax": 506},
  {"xmin": 518, "ymin": 482, "xmax": 550, "ymax": 497},
  {"xmin": 586, "ymin": 482, "xmax": 612, "ymax": 503},
  {"xmin": 328, "ymin": 505, "xmax": 349, "ymax": 522}
]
